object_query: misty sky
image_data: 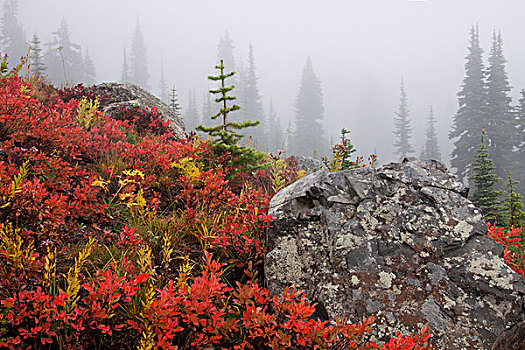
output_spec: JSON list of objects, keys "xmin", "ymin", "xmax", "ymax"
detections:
[{"xmin": 16, "ymin": 0, "xmax": 525, "ymax": 165}]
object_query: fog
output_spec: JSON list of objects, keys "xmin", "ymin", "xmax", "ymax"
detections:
[{"xmin": 16, "ymin": 0, "xmax": 525, "ymax": 165}]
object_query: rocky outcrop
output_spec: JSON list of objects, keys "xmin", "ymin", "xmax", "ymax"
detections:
[
  {"xmin": 94, "ymin": 82, "xmax": 185, "ymax": 139},
  {"xmin": 265, "ymin": 158, "xmax": 525, "ymax": 349},
  {"xmin": 292, "ymin": 155, "xmax": 326, "ymax": 174}
]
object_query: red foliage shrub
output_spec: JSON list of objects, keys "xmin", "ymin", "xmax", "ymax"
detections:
[{"xmin": 487, "ymin": 223, "xmax": 525, "ymax": 277}]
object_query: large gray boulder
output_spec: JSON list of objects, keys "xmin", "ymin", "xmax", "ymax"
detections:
[
  {"xmin": 265, "ymin": 158, "xmax": 525, "ymax": 349},
  {"xmin": 94, "ymin": 82, "xmax": 185, "ymax": 139}
]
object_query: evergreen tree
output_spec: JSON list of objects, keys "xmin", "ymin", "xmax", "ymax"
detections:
[
  {"xmin": 485, "ymin": 30, "xmax": 517, "ymax": 181},
  {"xmin": 470, "ymin": 129, "xmax": 503, "ymax": 223},
  {"xmin": 393, "ymin": 77, "xmax": 414, "ymax": 160},
  {"xmin": 121, "ymin": 47, "xmax": 131, "ymax": 82},
  {"xmin": 420, "ymin": 106, "xmax": 442, "ymax": 161},
  {"xmin": 217, "ymin": 31, "xmax": 235, "ymax": 72},
  {"xmin": 241, "ymin": 44, "xmax": 266, "ymax": 150},
  {"xmin": 196, "ymin": 59, "xmax": 263, "ymax": 174},
  {"xmin": 183, "ymin": 89, "xmax": 200, "ymax": 132},
  {"xmin": 43, "ymin": 40, "xmax": 61, "ymax": 84},
  {"xmin": 267, "ymin": 100, "xmax": 284, "ymax": 153},
  {"xmin": 337, "ymin": 128, "xmax": 357, "ymax": 169},
  {"xmin": 449, "ymin": 25, "xmax": 487, "ymax": 184},
  {"xmin": 0, "ymin": 0, "xmax": 26, "ymax": 64},
  {"xmin": 82, "ymin": 48, "xmax": 96, "ymax": 85},
  {"xmin": 202, "ymin": 91, "xmax": 214, "ymax": 121},
  {"xmin": 501, "ymin": 171, "xmax": 525, "ymax": 229},
  {"xmin": 288, "ymin": 56, "xmax": 327, "ymax": 158},
  {"xmin": 235, "ymin": 60, "xmax": 247, "ymax": 121},
  {"xmin": 45, "ymin": 18, "xmax": 83, "ymax": 85},
  {"xmin": 515, "ymin": 90, "xmax": 525, "ymax": 197},
  {"xmin": 29, "ymin": 33, "xmax": 46, "ymax": 77},
  {"xmin": 169, "ymin": 87, "xmax": 181, "ymax": 117},
  {"xmin": 159, "ymin": 60, "xmax": 168, "ymax": 103},
  {"xmin": 130, "ymin": 18, "xmax": 150, "ymax": 90}
]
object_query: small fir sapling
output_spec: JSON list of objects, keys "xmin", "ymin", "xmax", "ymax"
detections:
[
  {"xmin": 196, "ymin": 59, "xmax": 264, "ymax": 174},
  {"xmin": 323, "ymin": 127, "xmax": 357, "ymax": 172}
]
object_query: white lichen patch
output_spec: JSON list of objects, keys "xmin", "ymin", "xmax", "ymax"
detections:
[
  {"xmin": 453, "ymin": 220, "xmax": 473, "ymax": 241},
  {"xmin": 336, "ymin": 232, "xmax": 367, "ymax": 251},
  {"xmin": 351, "ymin": 275, "xmax": 360, "ymax": 285},
  {"xmin": 419, "ymin": 251, "xmax": 430, "ymax": 258},
  {"xmin": 379, "ymin": 271, "xmax": 396, "ymax": 289},
  {"xmin": 467, "ymin": 252, "xmax": 515, "ymax": 291},
  {"xmin": 442, "ymin": 294, "xmax": 456, "ymax": 310},
  {"xmin": 266, "ymin": 236, "xmax": 304, "ymax": 284}
]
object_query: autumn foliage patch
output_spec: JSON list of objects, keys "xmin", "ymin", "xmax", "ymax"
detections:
[{"xmin": 0, "ymin": 74, "xmax": 437, "ymax": 349}]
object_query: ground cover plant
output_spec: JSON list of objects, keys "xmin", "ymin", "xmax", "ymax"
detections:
[{"xmin": 4, "ymin": 57, "xmax": 507, "ymax": 349}]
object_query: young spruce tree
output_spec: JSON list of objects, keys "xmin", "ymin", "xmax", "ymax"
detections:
[
  {"xmin": 267, "ymin": 100, "xmax": 284, "ymax": 154},
  {"xmin": 501, "ymin": 172, "xmax": 525, "ymax": 229},
  {"xmin": 82, "ymin": 48, "xmax": 96, "ymax": 85},
  {"xmin": 29, "ymin": 33, "xmax": 46, "ymax": 77},
  {"xmin": 196, "ymin": 59, "xmax": 263, "ymax": 174},
  {"xmin": 393, "ymin": 77, "xmax": 414, "ymax": 160},
  {"xmin": 288, "ymin": 56, "xmax": 327, "ymax": 158},
  {"xmin": 121, "ymin": 47, "xmax": 131, "ymax": 81},
  {"xmin": 183, "ymin": 89, "xmax": 200, "ymax": 132},
  {"xmin": 420, "ymin": 106, "xmax": 442, "ymax": 161},
  {"xmin": 130, "ymin": 18, "xmax": 150, "ymax": 90},
  {"xmin": 169, "ymin": 87, "xmax": 181, "ymax": 117},
  {"xmin": 241, "ymin": 44, "xmax": 266, "ymax": 150},
  {"xmin": 159, "ymin": 60, "xmax": 168, "ymax": 103},
  {"xmin": 470, "ymin": 128, "xmax": 502, "ymax": 223}
]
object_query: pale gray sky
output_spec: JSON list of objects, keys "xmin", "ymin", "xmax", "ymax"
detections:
[{"xmin": 16, "ymin": 0, "xmax": 525, "ymax": 164}]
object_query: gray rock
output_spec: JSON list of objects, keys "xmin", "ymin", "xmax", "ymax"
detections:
[
  {"xmin": 292, "ymin": 155, "xmax": 327, "ymax": 174},
  {"xmin": 94, "ymin": 82, "xmax": 185, "ymax": 139},
  {"xmin": 265, "ymin": 158, "xmax": 525, "ymax": 349}
]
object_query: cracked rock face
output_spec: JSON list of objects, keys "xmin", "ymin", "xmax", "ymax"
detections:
[
  {"xmin": 94, "ymin": 82, "xmax": 185, "ymax": 139},
  {"xmin": 265, "ymin": 158, "xmax": 525, "ymax": 349}
]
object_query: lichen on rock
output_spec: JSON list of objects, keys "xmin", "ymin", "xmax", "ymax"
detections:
[{"xmin": 265, "ymin": 158, "xmax": 525, "ymax": 349}]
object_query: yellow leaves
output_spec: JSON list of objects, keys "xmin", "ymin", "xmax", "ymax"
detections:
[
  {"xmin": 161, "ymin": 229, "xmax": 174, "ymax": 271},
  {"xmin": 43, "ymin": 246, "xmax": 57, "ymax": 293},
  {"xmin": 0, "ymin": 222, "xmax": 36, "ymax": 274},
  {"xmin": 137, "ymin": 245, "xmax": 153, "ymax": 275},
  {"xmin": 11, "ymin": 160, "xmax": 29, "ymax": 197},
  {"xmin": 63, "ymin": 238, "xmax": 96, "ymax": 312},
  {"xmin": 119, "ymin": 169, "xmax": 144, "ymax": 187},
  {"xmin": 175, "ymin": 255, "xmax": 194, "ymax": 289},
  {"xmin": 171, "ymin": 157, "xmax": 201, "ymax": 183},
  {"xmin": 76, "ymin": 96, "xmax": 101, "ymax": 129},
  {"xmin": 270, "ymin": 158, "xmax": 287, "ymax": 194},
  {"xmin": 91, "ymin": 177, "xmax": 108, "ymax": 190},
  {"xmin": 325, "ymin": 152, "xmax": 343, "ymax": 173},
  {"xmin": 1, "ymin": 160, "xmax": 29, "ymax": 209},
  {"xmin": 138, "ymin": 244, "xmax": 156, "ymax": 350}
]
